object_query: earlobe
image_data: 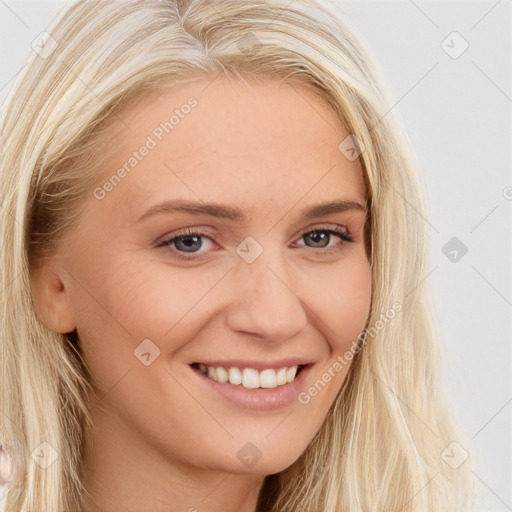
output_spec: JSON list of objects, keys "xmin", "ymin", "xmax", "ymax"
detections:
[{"xmin": 30, "ymin": 260, "xmax": 76, "ymax": 334}]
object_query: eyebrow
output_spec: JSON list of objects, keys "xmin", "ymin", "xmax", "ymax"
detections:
[{"xmin": 136, "ymin": 198, "xmax": 366, "ymax": 224}]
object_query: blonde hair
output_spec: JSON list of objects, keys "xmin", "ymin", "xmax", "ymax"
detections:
[{"xmin": 0, "ymin": 0, "xmax": 476, "ymax": 510}]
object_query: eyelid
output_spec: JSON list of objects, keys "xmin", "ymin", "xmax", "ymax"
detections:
[
  {"xmin": 155, "ymin": 223, "xmax": 350, "ymax": 245},
  {"xmin": 294, "ymin": 222, "xmax": 351, "ymax": 239},
  {"xmin": 154, "ymin": 226, "xmax": 217, "ymax": 246}
]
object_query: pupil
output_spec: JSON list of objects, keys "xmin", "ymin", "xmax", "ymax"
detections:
[
  {"xmin": 176, "ymin": 236, "xmax": 201, "ymax": 252},
  {"xmin": 307, "ymin": 232, "xmax": 328, "ymax": 247}
]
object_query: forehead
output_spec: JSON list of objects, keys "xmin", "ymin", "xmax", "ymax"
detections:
[{"xmin": 97, "ymin": 74, "xmax": 367, "ymax": 220}]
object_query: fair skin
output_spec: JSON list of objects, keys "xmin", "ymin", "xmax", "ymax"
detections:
[{"xmin": 31, "ymin": 75, "xmax": 372, "ymax": 512}]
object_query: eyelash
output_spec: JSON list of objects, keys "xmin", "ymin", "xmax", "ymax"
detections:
[{"xmin": 156, "ymin": 226, "xmax": 354, "ymax": 261}]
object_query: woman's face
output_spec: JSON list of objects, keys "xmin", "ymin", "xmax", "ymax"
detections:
[{"xmin": 38, "ymin": 75, "xmax": 372, "ymax": 476}]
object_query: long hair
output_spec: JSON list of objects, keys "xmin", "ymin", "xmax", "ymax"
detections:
[{"xmin": 0, "ymin": 1, "xmax": 475, "ymax": 510}]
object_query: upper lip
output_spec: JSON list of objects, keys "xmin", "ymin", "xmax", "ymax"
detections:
[{"xmin": 190, "ymin": 358, "xmax": 314, "ymax": 370}]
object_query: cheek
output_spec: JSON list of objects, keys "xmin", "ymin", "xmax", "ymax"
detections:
[
  {"xmin": 100, "ymin": 263, "xmax": 230, "ymax": 353},
  {"xmin": 292, "ymin": 257, "xmax": 371, "ymax": 433},
  {"xmin": 68, "ymin": 256, "xmax": 226, "ymax": 380},
  {"xmin": 314, "ymin": 255, "xmax": 372, "ymax": 349}
]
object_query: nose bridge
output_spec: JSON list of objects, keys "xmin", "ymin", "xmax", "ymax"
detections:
[{"xmin": 225, "ymin": 241, "xmax": 308, "ymax": 340}]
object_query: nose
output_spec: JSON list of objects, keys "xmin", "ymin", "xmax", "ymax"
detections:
[{"xmin": 224, "ymin": 249, "xmax": 308, "ymax": 342}]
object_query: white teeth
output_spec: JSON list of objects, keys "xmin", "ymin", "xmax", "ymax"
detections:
[
  {"xmin": 228, "ymin": 367, "xmax": 242, "ymax": 385},
  {"xmin": 276, "ymin": 367, "xmax": 287, "ymax": 386},
  {"xmin": 216, "ymin": 366, "xmax": 228, "ymax": 383},
  {"xmin": 196, "ymin": 363, "xmax": 303, "ymax": 388},
  {"xmin": 242, "ymin": 368, "xmax": 260, "ymax": 389},
  {"xmin": 286, "ymin": 366, "xmax": 298, "ymax": 383},
  {"xmin": 259, "ymin": 369, "xmax": 277, "ymax": 388}
]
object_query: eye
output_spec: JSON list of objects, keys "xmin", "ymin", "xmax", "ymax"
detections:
[
  {"xmin": 295, "ymin": 227, "xmax": 353, "ymax": 251},
  {"xmin": 156, "ymin": 228, "xmax": 216, "ymax": 260},
  {"xmin": 155, "ymin": 225, "xmax": 354, "ymax": 261}
]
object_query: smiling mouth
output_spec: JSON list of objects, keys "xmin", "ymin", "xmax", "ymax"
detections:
[{"xmin": 190, "ymin": 363, "xmax": 306, "ymax": 389}]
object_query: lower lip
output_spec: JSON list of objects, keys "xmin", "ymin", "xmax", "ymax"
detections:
[{"xmin": 191, "ymin": 365, "xmax": 312, "ymax": 411}]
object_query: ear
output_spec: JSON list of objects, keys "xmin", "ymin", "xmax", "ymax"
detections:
[{"xmin": 30, "ymin": 259, "xmax": 76, "ymax": 334}]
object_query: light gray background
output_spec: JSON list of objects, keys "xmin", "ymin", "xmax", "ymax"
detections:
[{"xmin": 0, "ymin": 1, "xmax": 510, "ymax": 511}]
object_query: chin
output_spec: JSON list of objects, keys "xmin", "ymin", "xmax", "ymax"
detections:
[{"xmin": 201, "ymin": 438, "xmax": 308, "ymax": 477}]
